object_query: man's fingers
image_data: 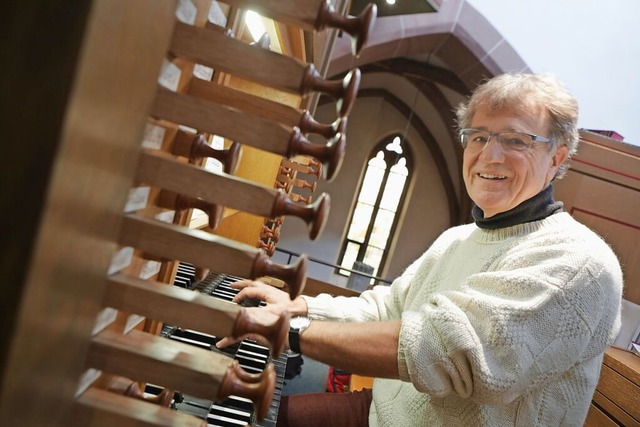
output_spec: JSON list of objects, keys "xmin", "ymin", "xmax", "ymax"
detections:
[
  {"xmin": 229, "ymin": 279, "xmax": 266, "ymax": 290},
  {"xmin": 215, "ymin": 336, "xmax": 239, "ymax": 349},
  {"xmin": 232, "ymin": 287, "xmax": 266, "ymax": 303},
  {"xmin": 217, "ymin": 333, "xmax": 270, "ymax": 349}
]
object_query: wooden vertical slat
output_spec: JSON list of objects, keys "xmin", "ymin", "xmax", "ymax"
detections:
[
  {"xmin": 74, "ymin": 387, "xmax": 207, "ymax": 427},
  {"xmin": 0, "ymin": 1, "xmax": 177, "ymax": 425}
]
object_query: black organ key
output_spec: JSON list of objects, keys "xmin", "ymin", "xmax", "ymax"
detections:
[
  {"xmin": 175, "ymin": 263, "xmax": 197, "ymax": 289},
  {"xmin": 173, "ymin": 276, "xmax": 190, "ymax": 289}
]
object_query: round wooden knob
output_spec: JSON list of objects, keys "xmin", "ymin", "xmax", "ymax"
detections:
[
  {"xmin": 222, "ymin": 141, "xmax": 242, "ymax": 175},
  {"xmin": 287, "ymin": 129, "xmax": 345, "ymax": 182},
  {"xmin": 190, "ymin": 135, "xmax": 243, "ymax": 175},
  {"xmin": 317, "ymin": 2, "xmax": 377, "ymax": 55},
  {"xmin": 158, "ymin": 189, "xmax": 221, "ymax": 231},
  {"xmin": 294, "ymin": 178, "xmax": 317, "ymax": 192},
  {"xmin": 173, "ymin": 194, "xmax": 224, "ymax": 229},
  {"xmin": 172, "ymin": 132, "xmax": 242, "ymax": 175},
  {"xmin": 299, "ymin": 113, "xmax": 347, "ymax": 140},
  {"xmin": 229, "ymin": 359, "xmax": 262, "ymax": 383},
  {"xmin": 233, "ymin": 309, "xmax": 290, "ymax": 356},
  {"xmin": 301, "ymin": 67, "xmax": 361, "ymax": 118},
  {"xmin": 306, "ymin": 159, "xmax": 322, "ymax": 178},
  {"xmin": 252, "ymin": 253, "xmax": 307, "ymax": 299},
  {"xmin": 336, "ymin": 115, "xmax": 348, "ymax": 137},
  {"xmin": 272, "ymin": 192, "xmax": 330, "ymax": 240},
  {"xmin": 291, "ymin": 193, "xmax": 312, "ymax": 204},
  {"xmin": 218, "ymin": 362, "xmax": 276, "ymax": 422},
  {"xmin": 274, "ymin": 180, "xmax": 292, "ymax": 193},
  {"xmin": 336, "ymin": 68, "xmax": 360, "ymax": 117}
]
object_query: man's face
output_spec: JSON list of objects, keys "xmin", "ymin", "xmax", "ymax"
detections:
[{"xmin": 462, "ymin": 106, "xmax": 568, "ymax": 218}]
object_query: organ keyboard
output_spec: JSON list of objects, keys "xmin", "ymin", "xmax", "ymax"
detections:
[
  {"xmin": 163, "ymin": 328, "xmax": 288, "ymax": 427},
  {"xmin": 159, "ymin": 262, "xmax": 288, "ymax": 426}
]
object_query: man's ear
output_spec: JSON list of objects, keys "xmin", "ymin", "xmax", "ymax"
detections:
[{"xmin": 547, "ymin": 145, "xmax": 569, "ymax": 182}]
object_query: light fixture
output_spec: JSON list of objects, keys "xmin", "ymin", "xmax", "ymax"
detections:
[{"xmin": 386, "ymin": 0, "xmax": 396, "ymax": 4}]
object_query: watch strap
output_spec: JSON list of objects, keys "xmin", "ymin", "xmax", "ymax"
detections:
[{"xmin": 289, "ymin": 328, "xmax": 302, "ymax": 354}]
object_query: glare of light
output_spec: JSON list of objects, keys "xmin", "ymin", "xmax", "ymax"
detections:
[
  {"xmin": 245, "ymin": 10, "xmax": 265, "ymax": 42},
  {"xmin": 386, "ymin": 0, "xmax": 396, "ymax": 4}
]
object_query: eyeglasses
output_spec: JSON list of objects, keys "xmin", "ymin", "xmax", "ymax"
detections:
[{"xmin": 459, "ymin": 128, "xmax": 554, "ymax": 153}]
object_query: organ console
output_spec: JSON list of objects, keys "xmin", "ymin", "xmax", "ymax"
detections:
[
  {"xmin": 163, "ymin": 265, "xmax": 292, "ymax": 426},
  {"xmin": 0, "ymin": 0, "xmax": 375, "ymax": 426}
]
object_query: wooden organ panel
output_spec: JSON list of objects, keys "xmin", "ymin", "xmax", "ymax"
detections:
[
  {"xmin": 554, "ymin": 130, "xmax": 640, "ymax": 425},
  {"xmin": 555, "ymin": 130, "xmax": 640, "ymax": 305},
  {"xmin": 585, "ymin": 347, "xmax": 640, "ymax": 426},
  {"xmin": 0, "ymin": 1, "xmax": 178, "ymax": 425},
  {"xmin": 0, "ymin": 0, "xmax": 375, "ymax": 426}
]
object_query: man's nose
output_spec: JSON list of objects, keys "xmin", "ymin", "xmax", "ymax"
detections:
[{"xmin": 479, "ymin": 137, "xmax": 505, "ymax": 160}]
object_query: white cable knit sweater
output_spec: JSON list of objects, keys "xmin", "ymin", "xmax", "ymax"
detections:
[{"xmin": 304, "ymin": 212, "xmax": 623, "ymax": 426}]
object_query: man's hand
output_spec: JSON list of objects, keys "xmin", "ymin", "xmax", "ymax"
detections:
[
  {"xmin": 216, "ymin": 306, "xmax": 288, "ymax": 351},
  {"xmin": 219, "ymin": 280, "xmax": 401, "ymax": 379},
  {"xmin": 215, "ymin": 280, "xmax": 307, "ymax": 352},
  {"xmin": 230, "ymin": 280, "xmax": 308, "ymax": 317}
]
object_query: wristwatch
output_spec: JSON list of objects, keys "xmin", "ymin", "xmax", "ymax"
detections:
[{"xmin": 289, "ymin": 316, "xmax": 311, "ymax": 354}]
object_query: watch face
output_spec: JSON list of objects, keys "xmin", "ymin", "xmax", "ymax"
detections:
[{"xmin": 290, "ymin": 316, "xmax": 311, "ymax": 329}]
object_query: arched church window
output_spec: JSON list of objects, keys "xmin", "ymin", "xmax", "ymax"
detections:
[{"xmin": 337, "ymin": 135, "xmax": 412, "ymax": 281}]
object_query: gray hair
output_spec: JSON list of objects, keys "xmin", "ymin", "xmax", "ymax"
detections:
[{"xmin": 456, "ymin": 73, "xmax": 579, "ymax": 179}]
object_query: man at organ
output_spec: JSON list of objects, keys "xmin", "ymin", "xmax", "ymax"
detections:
[{"xmin": 219, "ymin": 73, "xmax": 623, "ymax": 426}]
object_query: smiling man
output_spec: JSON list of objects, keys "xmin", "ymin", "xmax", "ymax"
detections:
[
  {"xmin": 459, "ymin": 74, "xmax": 573, "ymax": 221},
  {"xmin": 462, "ymin": 110, "xmax": 567, "ymax": 218},
  {"xmin": 223, "ymin": 73, "xmax": 624, "ymax": 427}
]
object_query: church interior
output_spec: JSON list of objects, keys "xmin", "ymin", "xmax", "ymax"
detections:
[{"xmin": 2, "ymin": 1, "xmax": 639, "ymax": 425}]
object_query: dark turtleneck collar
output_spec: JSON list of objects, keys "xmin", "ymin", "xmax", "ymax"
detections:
[{"xmin": 472, "ymin": 184, "xmax": 564, "ymax": 229}]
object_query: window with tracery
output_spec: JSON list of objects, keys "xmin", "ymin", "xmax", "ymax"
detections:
[{"xmin": 337, "ymin": 135, "xmax": 412, "ymax": 280}]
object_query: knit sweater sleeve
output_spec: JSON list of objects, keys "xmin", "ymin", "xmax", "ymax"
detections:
[
  {"xmin": 397, "ymin": 223, "xmax": 623, "ymax": 405},
  {"xmin": 303, "ymin": 249, "xmax": 433, "ymax": 322}
]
